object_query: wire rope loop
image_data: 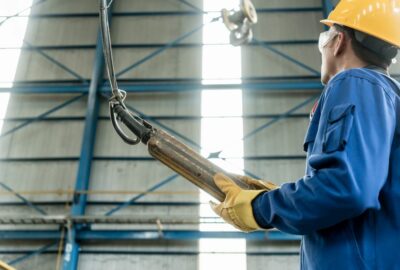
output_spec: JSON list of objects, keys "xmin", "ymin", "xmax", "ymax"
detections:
[{"xmin": 109, "ymin": 103, "xmax": 141, "ymax": 145}]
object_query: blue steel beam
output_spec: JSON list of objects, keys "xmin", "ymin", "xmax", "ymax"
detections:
[
  {"xmin": 7, "ymin": 241, "xmax": 57, "ymax": 266},
  {"xmin": 0, "ymin": 155, "xmax": 306, "ymax": 162},
  {"xmin": 113, "ymin": 75, "xmax": 324, "ymax": 81},
  {"xmin": 62, "ymin": 20, "xmax": 107, "ymax": 270},
  {"xmin": 0, "ymin": 201, "xmax": 201, "ymax": 207},
  {"xmin": 2, "ymin": 39, "xmax": 318, "ymax": 50},
  {"xmin": 23, "ymin": 41, "xmax": 87, "ymax": 83},
  {"xmin": 3, "ymin": 250, "xmax": 300, "ymax": 256},
  {"xmin": 0, "ymin": 182, "xmax": 47, "ymax": 215},
  {"xmin": 5, "ymin": 74, "xmax": 394, "ymax": 94},
  {"xmin": 23, "ymin": 7, "xmax": 323, "ymax": 18},
  {"xmin": 79, "ymin": 230, "xmax": 302, "ymax": 241},
  {"xmin": 0, "ymin": 81, "xmax": 324, "ymax": 93},
  {"xmin": 0, "ymin": 157, "xmax": 78, "ymax": 162},
  {"xmin": 9, "ymin": 79, "xmax": 90, "ymax": 84},
  {"xmin": 0, "ymin": 85, "xmax": 88, "ymax": 93},
  {"xmin": 67, "ymin": 38, "xmax": 105, "ymax": 216},
  {"xmin": 2, "ymin": 75, "xmax": 322, "ymax": 84},
  {"xmin": 95, "ymin": 155, "xmax": 307, "ymax": 161},
  {"xmin": 111, "ymin": 81, "xmax": 324, "ymax": 92},
  {"xmin": 0, "ymin": 93, "xmax": 86, "ymax": 138},
  {"xmin": 322, "ymin": 0, "xmax": 334, "ymax": 19},
  {"xmin": 0, "ymin": 113, "xmax": 311, "ymax": 122},
  {"xmin": 0, "ymin": 230, "xmax": 301, "ymax": 241},
  {"xmin": 0, "ymin": 230, "xmax": 61, "ymax": 240}
]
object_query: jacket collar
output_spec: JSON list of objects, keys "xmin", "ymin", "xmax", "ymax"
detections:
[{"xmin": 364, "ymin": 65, "xmax": 389, "ymax": 76}]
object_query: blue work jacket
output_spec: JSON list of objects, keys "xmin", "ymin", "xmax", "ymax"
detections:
[{"xmin": 252, "ymin": 67, "xmax": 400, "ymax": 269}]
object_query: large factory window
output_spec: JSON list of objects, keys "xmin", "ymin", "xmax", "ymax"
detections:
[
  {"xmin": 0, "ymin": 0, "xmax": 33, "ymax": 133},
  {"xmin": 200, "ymin": 0, "xmax": 246, "ymax": 269}
]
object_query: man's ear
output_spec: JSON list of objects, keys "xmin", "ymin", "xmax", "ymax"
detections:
[{"xmin": 333, "ymin": 32, "xmax": 347, "ymax": 57}]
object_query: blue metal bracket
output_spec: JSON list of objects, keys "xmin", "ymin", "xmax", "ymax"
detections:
[
  {"xmin": 104, "ymin": 173, "xmax": 179, "ymax": 216},
  {"xmin": 0, "ymin": 182, "xmax": 47, "ymax": 215},
  {"xmin": 7, "ymin": 241, "xmax": 57, "ymax": 266},
  {"xmin": 23, "ymin": 41, "xmax": 87, "ymax": 83},
  {"xmin": 116, "ymin": 21, "xmax": 210, "ymax": 78},
  {"xmin": 242, "ymin": 95, "xmax": 319, "ymax": 142},
  {"xmin": 253, "ymin": 38, "xmax": 321, "ymax": 76},
  {"xmin": 0, "ymin": 93, "xmax": 86, "ymax": 138}
]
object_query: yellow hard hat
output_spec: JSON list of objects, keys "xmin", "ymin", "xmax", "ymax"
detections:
[{"xmin": 321, "ymin": 0, "xmax": 400, "ymax": 48}]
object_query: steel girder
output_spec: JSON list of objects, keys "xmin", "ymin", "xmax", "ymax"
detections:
[{"xmin": 0, "ymin": 229, "xmax": 301, "ymax": 241}]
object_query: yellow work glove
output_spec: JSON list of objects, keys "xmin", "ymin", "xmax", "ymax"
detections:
[
  {"xmin": 210, "ymin": 173, "xmax": 270, "ymax": 232},
  {"xmin": 232, "ymin": 174, "xmax": 279, "ymax": 191},
  {"xmin": 0, "ymin": 260, "xmax": 16, "ymax": 270}
]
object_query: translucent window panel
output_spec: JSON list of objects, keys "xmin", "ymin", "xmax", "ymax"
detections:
[
  {"xmin": 0, "ymin": 0, "xmax": 33, "ymax": 133},
  {"xmin": 200, "ymin": 0, "xmax": 246, "ymax": 270}
]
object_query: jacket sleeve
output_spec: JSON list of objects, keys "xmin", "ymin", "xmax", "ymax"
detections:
[{"xmin": 252, "ymin": 74, "xmax": 396, "ymax": 235}]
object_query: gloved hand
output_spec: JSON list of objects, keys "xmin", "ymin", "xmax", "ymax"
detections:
[
  {"xmin": 210, "ymin": 173, "xmax": 272, "ymax": 232},
  {"xmin": 232, "ymin": 174, "xmax": 279, "ymax": 191},
  {"xmin": 0, "ymin": 260, "xmax": 16, "ymax": 270}
]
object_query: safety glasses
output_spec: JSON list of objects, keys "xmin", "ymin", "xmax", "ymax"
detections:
[{"xmin": 318, "ymin": 29, "xmax": 339, "ymax": 53}]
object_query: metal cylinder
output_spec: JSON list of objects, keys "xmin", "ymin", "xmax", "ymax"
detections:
[{"xmin": 147, "ymin": 129, "xmax": 251, "ymax": 202}]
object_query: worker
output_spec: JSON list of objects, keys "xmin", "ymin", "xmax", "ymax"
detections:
[{"xmin": 210, "ymin": 0, "xmax": 400, "ymax": 269}]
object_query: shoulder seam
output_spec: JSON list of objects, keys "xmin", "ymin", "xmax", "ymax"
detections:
[{"xmin": 328, "ymin": 73, "xmax": 396, "ymax": 106}]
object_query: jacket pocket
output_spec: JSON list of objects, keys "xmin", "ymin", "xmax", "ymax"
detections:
[{"xmin": 323, "ymin": 104, "xmax": 355, "ymax": 153}]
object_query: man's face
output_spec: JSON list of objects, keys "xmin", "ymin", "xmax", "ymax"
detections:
[{"xmin": 319, "ymin": 28, "xmax": 339, "ymax": 85}]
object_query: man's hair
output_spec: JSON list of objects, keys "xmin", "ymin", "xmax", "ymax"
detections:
[{"xmin": 333, "ymin": 24, "xmax": 398, "ymax": 69}]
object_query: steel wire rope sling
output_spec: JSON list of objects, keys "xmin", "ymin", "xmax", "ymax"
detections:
[{"xmin": 99, "ymin": 0, "xmax": 258, "ymax": 202}]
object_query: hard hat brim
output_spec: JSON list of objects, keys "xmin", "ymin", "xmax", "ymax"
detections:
[
  {"xmin": 320, "ymin": 19, "xmax": 400, "ymax": 48},
  {"xmin": 320, "ymin": 19, "xmax": 334, "ymax": 27}
]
